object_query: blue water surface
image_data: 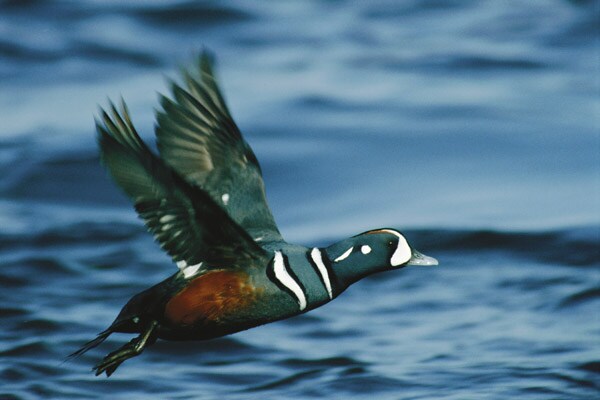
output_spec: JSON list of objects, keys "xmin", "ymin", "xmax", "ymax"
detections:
[{"xmin": 0, "ymin": 1, "xmax": 598, "ymax": 399}]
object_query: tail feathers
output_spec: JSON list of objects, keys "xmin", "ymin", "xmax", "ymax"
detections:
[{"xmin": 67, "ymin": 329, "xmax": 112, "ymax": 360}]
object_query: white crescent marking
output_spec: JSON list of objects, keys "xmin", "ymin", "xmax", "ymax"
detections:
[
  {"xmin": 311, "ymin": 248, "xmax": 333, "ymax": 299},
  {"xmin": 379, "ymin": 229, "xmax": 411, "ymax": 266},
  {"xmin": 274, "ymin": 251, "xmax": 307, "ymax": 310}
]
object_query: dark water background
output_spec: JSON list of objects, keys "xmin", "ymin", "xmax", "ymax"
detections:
[{"xmin": 1, "ymin": 1, "xmax": 599, "ymax": 399}]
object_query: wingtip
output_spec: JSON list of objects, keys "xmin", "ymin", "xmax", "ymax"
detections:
[
  {"xmin": 199, "ymin": 47, "xmax": 215, "ymax": 65},
  {"xmin": 198, "ymin": 49, "xmax": 217, "ymax": 78},
  {"xmin": 173, "ymin": 48, "xmax": 215, "ymax": 88},
  {"xmin": 118, "ymin": 96, "xmax": 129, "ymax": 115}
]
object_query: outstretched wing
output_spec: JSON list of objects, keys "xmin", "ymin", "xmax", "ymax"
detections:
[
  {"xmin": 155, "ymin": 51, "xmax": 282, "ymax": 243},
  {"xmin": 97, "ymin": 100, "xmax": 270, "ymax": 271}
]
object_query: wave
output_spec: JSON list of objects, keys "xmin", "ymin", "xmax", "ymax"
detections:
[{"xmin": 405, "ymin": 226, "xmax": 600, "ymax": 267}]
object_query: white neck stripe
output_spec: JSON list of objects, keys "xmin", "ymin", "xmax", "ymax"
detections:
[
  {"xmin": 273, "ymin": 251, "xmax": 307, "ymax": 310},
  {"xmin": 311, "ymin": 248, "xmax": 333, "ymax": 299}
]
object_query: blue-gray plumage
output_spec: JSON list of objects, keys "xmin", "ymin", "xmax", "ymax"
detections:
[{"xmin": 70, "ymin": 51, "xmax": 438, "ymax": 377}]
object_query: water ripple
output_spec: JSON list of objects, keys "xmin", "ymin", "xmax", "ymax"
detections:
[{"xmin": 0, "ymin": 0, "xmax": 597, "ymax": 398}]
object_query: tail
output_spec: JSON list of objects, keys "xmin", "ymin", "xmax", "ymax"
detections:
[{"xmin": 67, "ymin": 329, "xmax": 112, "ymax": 360}]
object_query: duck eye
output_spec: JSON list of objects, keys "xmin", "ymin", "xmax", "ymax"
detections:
[{"xmin": 132, "ymin": 317, "xmax": 140, "ymax": 324}]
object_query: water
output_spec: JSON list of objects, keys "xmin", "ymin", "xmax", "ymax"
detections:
[{"xmin": 1, "ymin": 1, "xmax": 598, "ymax": 398}]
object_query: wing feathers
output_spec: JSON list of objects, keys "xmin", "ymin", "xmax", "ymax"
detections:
[
  {"xmin": 154, "ymin": 51, "xmax": 282, "ymax": 241},
  {"xmin": 97, "ymin": 101, "xmax": 268, "ymax": 269}
]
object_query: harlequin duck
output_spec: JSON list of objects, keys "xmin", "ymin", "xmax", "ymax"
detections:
[{"xmin": 71, "ymin": 52, "xmax": 438, "ymax": 377}]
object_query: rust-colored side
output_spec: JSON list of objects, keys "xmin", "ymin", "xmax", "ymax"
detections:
[{"xmin": 165, "ymin": 270, "xmax": 259, "ymax": 325}]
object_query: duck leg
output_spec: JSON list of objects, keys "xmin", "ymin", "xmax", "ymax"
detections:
[{"xmin": 94, "ymin": 320, "xmax": 158, "ymax": 377}]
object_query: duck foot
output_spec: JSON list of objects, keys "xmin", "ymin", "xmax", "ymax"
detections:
[{"xmin": 93, "ymin": 321, "xmax": 158, "ymax": 377}]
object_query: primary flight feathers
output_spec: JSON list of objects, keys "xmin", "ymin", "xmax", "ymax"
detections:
[
  {"xmin": 155, "ymin": 53, "xmax": 282, "ymax": 242},
  {"xmin": 97, "ymin": 99, "xmax": 268, "ymax": 270}
]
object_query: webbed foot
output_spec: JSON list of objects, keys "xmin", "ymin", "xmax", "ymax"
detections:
[{"xmin": 93, "ymin": 321, "xmax": 158, "ymax": 377}]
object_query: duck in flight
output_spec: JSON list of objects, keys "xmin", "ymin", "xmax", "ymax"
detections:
[{"xmin": 70, "ymin": 52, "xmax": 438, "ymax": 377}]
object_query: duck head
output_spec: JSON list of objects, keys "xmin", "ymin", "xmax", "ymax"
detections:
[{"xmin": 324, "ymin": 228, "xmax": 438, "ymax": 288}]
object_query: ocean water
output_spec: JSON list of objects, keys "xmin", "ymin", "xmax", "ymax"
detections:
[{"xmin": 0, "ymin": 1, "xmax": 599, "ymax": 399}]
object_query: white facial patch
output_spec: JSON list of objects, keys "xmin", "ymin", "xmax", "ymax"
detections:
[
  {"xmin": 379, "ymin": 229, "xmax": 411, "ymax": 266},
  {"xmin": 334, "ymin": 247, "xmax": 353, "ymax": 262},
  {"xmin": 273, "ymin": 251, "xmax": 307, "ymax": 310},
  {"xmin": 361, "ymin": 245, "xmax": 372, "ymax": 255},
  {"xmin": 221, "ymin": 193, "xmax": 230, "ymax": 205}
]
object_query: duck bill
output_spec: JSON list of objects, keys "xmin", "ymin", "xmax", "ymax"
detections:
[{"xmin": 407, "ymin": 250, "xmax": 438, "ymax": 266}]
